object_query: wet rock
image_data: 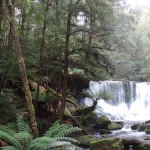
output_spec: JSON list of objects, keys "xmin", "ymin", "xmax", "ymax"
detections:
[
  {"xmin": 84, "ymin": 114, "xmax": 111, "ymax": 129},
  {"xmin": 84, "ymin": 112, "xmax": 98, "ymax": 127},
  {"xmin": 131, "ymin": 123, "xmax": 140, "ymax": 130},
  {"xmin": 90, "ymin": 137, "xmax": 124, "ymax": 150},
  {"xmin": 145, "ymin": 125, "xmax": 150, "ymax": 134},
  {"xmin": 96, "ymin": 115, "xmax": 111, "ymax": 129},
  {"xmin": 137, "ymin": 125, "xmax": 147, "ymax": 132},
  {"xmin": 108, "ymin": 123, "xmax": 122, "ymax": 130},
  {"xmin": 145, "ymin": 120, "xmax": 150, "ymax": 124},
  {"xmin": 137, "ymin": 143, "xmax": 150, "ymax": 150},
  {"xmin": 122, "ymin": 138, "xmax": 141, "ymax": 149},
  {"xmin": 77, "ymin": 135, "xmax": 99, "ymax": 147},
  {"xmin": 98, "ymin": 129, "xmax": 112, "ymax": 135}
]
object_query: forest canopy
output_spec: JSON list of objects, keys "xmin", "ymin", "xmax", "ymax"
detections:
[{"xmin": 1, "ymin": 0, "xmax": 150, "ymax": 148}]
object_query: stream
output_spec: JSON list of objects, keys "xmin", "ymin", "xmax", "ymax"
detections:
[{"xmin": 82, "ymin": 81, "xmax": 150, "ymax": 149}]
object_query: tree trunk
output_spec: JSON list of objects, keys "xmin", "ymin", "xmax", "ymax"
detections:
[
  {"xmin": 6, "ymin": 0, "xmax": 39, "ymax": 137},
  {"xmin": 0, "ymin": 0, "xmax": 3, "ymax": 31},
  {"xmin": 39, "ymin": 0, "xmax": 50, "ymax": 67},
  {"xmin": 59, "ymin": 0, "xmax": 72, "ymax": 121}
]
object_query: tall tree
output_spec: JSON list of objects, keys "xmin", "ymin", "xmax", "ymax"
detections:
[
  {"xmin": 59, "ymin": 0, "xmax": 73, "ymax": 121},
  {"xmin": 6, "ymin": 0, "xmax": 39, "ymax": 137}
]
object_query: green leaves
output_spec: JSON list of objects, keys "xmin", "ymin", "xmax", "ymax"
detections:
[
  {"xmin": 0, "ymin": 118, "xmax": 82, "ymax": 150},
  {"xmin": 44, "ymin": 121, "xmax": 82, "ymax": 138}
]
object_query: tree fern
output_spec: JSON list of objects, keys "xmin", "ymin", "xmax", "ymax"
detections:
[
  {"xmin": 0, "ymin": 119, "xmax": 82, "ymax": 150},
  {"xmin": 27, "ymin": 137, "xmax": 57, "ymax": 150},
  {"xmin": 0, "ymin": 125, "xmax": 16, "ymax": 136},
  {"xmin": 0, "ymin": 131, "xmax": 22, "ymax": 150},
  {"xmin": 0, "ymin": 146, "xmax": 18, "ymax": 150},
  {"xmin": 16, "ymin": 116, "xmax": 31, "ymax": 133},
  {"xmin": 13, "ymin": 132, "xmax": 33, "ymax": 149}
]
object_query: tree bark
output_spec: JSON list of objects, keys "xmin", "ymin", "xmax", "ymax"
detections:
[
  {"xmin": 6, "ymin": 0, "xmax": 39, "ymax": 137},
  {"xmin": 39, "ymin": 0, "xmax": 50, "ymax": 67},
  {"xmin": 0, "ymin": 0, "xmax": 3, "ymax": 31},
  {"xmin": 59, "ymin": 0, "xmax": 72, "ymax": 121}
]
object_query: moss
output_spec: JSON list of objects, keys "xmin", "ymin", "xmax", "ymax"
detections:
[
  {"xmin": 90, "ymin": 137, "xmax": 124, "ymax": 150},
  {"xmin": 97, "ymin": 116, "xmax": 111, "ymax": 125},
  {"xmin": 108, "ymin": 123, "xmax": 122, "ymax": 130},
  {"xmin": 77, "ymin": 135, "xmax": 99, "ymax": 146},
  {"xmin": 139, "ymin": 143, "xmax": 150, "ymax": 150}
]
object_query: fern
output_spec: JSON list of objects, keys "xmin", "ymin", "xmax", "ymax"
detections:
[
  {"xmin": 0, "ymin": 125, "xmax": 16, "ymax": 136},
  {"xmin": 0, "ymin": 146, "xmax": 18, "ymax": 150},
  {"xmin": 44, "ymin": 121, "xmax": 81, "ymax": 138},
  {"xmin": 27, "ymin": 137, "xmax": 57, "ymax": 150},
  {"xmin": 14, "ymin": 132, "xmax": 33, "ymax": 149},
  {"xmin": 56, "ymin": 137, "xmax": 78, "ymax": 143},
  {"xmin": 0, "ymin": 131, "xmax": 22, "ymax": 150},
  {"xmin": 16, "ymin": 116, "xmax": 31, "ymax": 133},
  {"xmin": 0, "ymin": 119, "xmax": 82, "ymax": 150}
]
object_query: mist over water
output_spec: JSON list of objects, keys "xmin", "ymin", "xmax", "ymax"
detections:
[{"xmin": 84, "ymin": 81, "xmax": 150, "ymax": 121}]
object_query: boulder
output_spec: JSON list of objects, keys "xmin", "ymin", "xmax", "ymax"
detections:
[
  {"xmin": 135, "ymin": 143, "xmax": 150, "ymax": 150},
  {"xmin": 90, "ymin": 137, "xmax": 124, "ymax": 150},
  {"xmin": 98, "ymin": 129, "xmax": 112, "ymax": 135},
  {"xmin": 84, "ymin": 112, "xmax": 98, "ymax": 127},
  {"xmin": 96, "ymin": 115, "xmax": 111, "ymax": 129},
  {"xmin": 145, "ymin": 125, "xmax": 150, "ymax": 134},
  {"xmin": 145, "ymin": 120, "xmax": 150, "ymax": 124},
  {"xmin": 77, "ymin": 135, "xmax": 99, "ymax": 147},
  {"xmin": 137, "ymin": 124, "xmax": 147, "ymax": 132},
  {"xmin": 131, "ymin": 123, "xmax": 140, "ymax": 130},
  {"xmin": 108, "ymin": 123, "xmax": 122, "ymax": 130},
  {"xmin": 84, "ymin": 113, "xmax": 111, "ymax": 129}
]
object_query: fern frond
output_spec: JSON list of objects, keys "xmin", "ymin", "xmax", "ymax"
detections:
[
  {"xmin": 14, "ymin": 132, "xmax": 33, "ymax": 149},
  {"xmin": 44, "ymin": 123, "xmax": 81, "ymax": 138},
  {"xmin": 0, "ymin": 131, "xmax": 22, "ymax": 150},
  {"xmin": 56, "ymin": 137, "xmax": 78, "ymax": 143},
  {"xmin": 0, "ymin": 146, "xmax": 18, "ymax": 150},
  {"xmin": 16, "ymin": 116, "xmax": 31, "ymax": 133},
  {"xmin": 55, "ymin": 126, "xmax": 82, "ymax": 138},
  {"xmin": 0, "ymin": 125, "xmax": 16, "ymax": 136},
  {"xmin": 44, "ymin": 122, "xmax": 64, "ymax": 137},
  {"xmin": 27, "ymin": 137, "xmax": 57, "ymax": 150},
  {"xmin": 44, "ymin": 121, "xmax": 81, "ymax": 138}
]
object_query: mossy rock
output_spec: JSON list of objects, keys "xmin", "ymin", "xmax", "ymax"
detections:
[
  {"xmin": 108, "ymin": 123, "xmax": 122, "ymax": 130},
  {"xmin": 145, "ymin": 125, "xmax": 150, "ymax": 134},
  {"xmin": 137, "ymin": 125, "xmax": 147, "ymax": 132},
  {"xmin": 131, "ymin": 123, "xmax": 140, "ymax": 130},
  {"xmin": 77, "ymin": 135, "xmax": 99, "ymax": 147},
  {"xmin": 137, "ymin": 143, "xmax": 150, "ymax": 150},
  {"xmin": 96, "ymin": 116, "xmax": 111, "ymax": 127},
  {"xmin": 90, "ymin": 137, "xmax": 124, "ymax": 150},
  {"xmin": 98, "ymin": 129, "xmax": 112, "ymax": 134},
  {"xmin": 84, "ymin": 112, "xmax": 98, "ymax": 127}
]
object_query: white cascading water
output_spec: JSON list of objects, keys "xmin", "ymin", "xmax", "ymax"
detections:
[{"xmin": 83, "ymin": 81, "xmax": 150, "ymax": 121}]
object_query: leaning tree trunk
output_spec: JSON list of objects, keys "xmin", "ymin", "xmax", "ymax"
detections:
[
  {"xmin": 6, "ymin": 0, "xmax": 39, "ymax": 137},
  {"xmin": 59, "ymin": 0, "xmax": 73, "ymax": 121}
]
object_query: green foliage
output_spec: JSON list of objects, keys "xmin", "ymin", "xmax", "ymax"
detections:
[
  {"xmin": 44, "ymin": 121, "xmax": 82, "ymax": 138},
  {"xmin": 16, "ymin": 116, "xmax": 31, "ymax": 133},
  {"xmin": 0, "ymin": 118, "xmax": 82, "ymax": 150},
  {"xmin": 27, "ymin": 137, "xmax": 57, "ymax": 150},
  {"xmin": 0, "ymin": 130, "xmax": 22, "ymax": 150},
  {"xmin": 0, "ymin": 146, "xmax": 18, "ymax": 150},
  {"xmin": 0, "ymin": 92, "xmax": 16, "ymax": 123}
]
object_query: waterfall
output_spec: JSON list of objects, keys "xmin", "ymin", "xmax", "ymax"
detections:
[{"xmin": 83, "ymin": 81, "xmax": 150, "ymax": 121}]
